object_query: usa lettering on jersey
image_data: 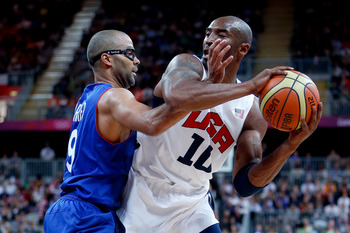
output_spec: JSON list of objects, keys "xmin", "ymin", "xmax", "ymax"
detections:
[{"xmin": 182, "ymin": 111, "xmax": 234, "ymax": 153}]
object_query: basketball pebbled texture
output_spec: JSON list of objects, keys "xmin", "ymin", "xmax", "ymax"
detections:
[{"xmin": 259, "ymin": 70, "xmax": 320, "ymax": 132}]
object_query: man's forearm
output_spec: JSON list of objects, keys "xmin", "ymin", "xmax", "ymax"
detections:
[
  {"xmin": 248, "ymin": 140, "xmax": 297, "ymax": 187},
  {"xmin": 165, "ymin": 81, "xmax": 255, "ymax": 112}
]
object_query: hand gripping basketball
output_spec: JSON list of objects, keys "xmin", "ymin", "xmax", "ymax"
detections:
[{"xmin": 259, "ymin": 70, "xmax": 320, "ymax": 132}]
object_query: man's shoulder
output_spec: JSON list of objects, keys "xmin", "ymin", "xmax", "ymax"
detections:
[
  {"xmin": 99, "ymin": 86, "xmax": 133, "ymax": 101},
  {"xmin": 169, "ymin": 53, "xmax": 203, "ymax": 70}
]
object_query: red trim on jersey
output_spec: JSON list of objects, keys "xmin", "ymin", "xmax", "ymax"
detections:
[{"xmin": 94, "ymin": 87, "xmax": 134, "ymax": 145}]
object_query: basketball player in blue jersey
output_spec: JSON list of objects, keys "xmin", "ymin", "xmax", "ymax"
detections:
[
  {"xmin": 42, "ymin": 30, "xmax": 198, "ymax": 233},
  {"xmin": 118, "ymin": 16, "xmax": 323, "ymax": 232}
]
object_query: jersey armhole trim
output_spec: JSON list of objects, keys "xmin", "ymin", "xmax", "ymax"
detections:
[{"xmin": 95, "ymin": 87, "xmax": 134, "ymax": 145}]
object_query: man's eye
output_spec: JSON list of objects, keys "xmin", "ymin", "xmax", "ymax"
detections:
[{"xmin": 126, "ymin": 50, "xmax": 134, "ymax": 56}]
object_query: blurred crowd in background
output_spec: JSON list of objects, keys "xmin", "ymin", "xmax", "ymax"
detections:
[
  {"xmin": 1, "ymin": 147, "xmax": 350, "ymax": 232},
  {"xmin": 290, "ymin": 0, "xmax": 350, "ymax": 113},
  {"xmin": 0, "ymin": 0, "xmax": 82, "ymax": 78},
  {"xmin": 44, "ymin": 0, "xmax": 266, "ymax": 119},
  {"xmin": 1, "ymin": 0, "xmax": 350, "ymax": 232},
  {"xmin": 1, "ymin": 1, "xmax": 349, "ymax": 118}
]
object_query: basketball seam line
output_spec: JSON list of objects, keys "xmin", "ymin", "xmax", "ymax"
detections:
[
  {"xmin": 304, "ymin": 85, "xmax": 319, "ymax": 123},
  {"xmin": 276, "ymin": 72, "xmax": 301, "ymax": 130}
]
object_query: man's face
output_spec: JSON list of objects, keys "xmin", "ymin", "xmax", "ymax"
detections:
[
  {"xmin": 112, "ymin": 35, "xmax": 140, "ymax": 89},
  {"xmin": 202, "ymin": 18, "xmax": 239, "ymax": 67}
]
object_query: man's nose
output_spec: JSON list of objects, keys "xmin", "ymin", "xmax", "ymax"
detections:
[
  {"xmin": 205, "ymin": 34, "xmax": 216, "ymax": 46},
  {"xmin": 134, "ymin": 57, "xmax": 140, "ymax": 65}
]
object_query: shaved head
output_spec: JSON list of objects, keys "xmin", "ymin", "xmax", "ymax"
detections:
[
  {"xmin": 210, "ymin": 16, "xmax": 253, "ymax": 46},
  {"xmin": 87, "ymin": 30, "xmax": 131, "ymax": 65},
  {"xmin": 202, "ymin": 15, "xmax": 253, "ymax": 78}
]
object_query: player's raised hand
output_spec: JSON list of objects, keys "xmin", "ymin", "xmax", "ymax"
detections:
[{"xmin": 207, "ymin": 39, "xmax": 233, "ymax": 83}]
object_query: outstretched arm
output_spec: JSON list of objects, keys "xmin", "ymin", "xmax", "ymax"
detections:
[
  {"xmin": 97, "ymin": 87, "xmax": 188, "ymax": 143},
  {"xmin": 232, "ymin": 99, "xmax": 323, "ymax": 197},
  {"xmin": 155, "ymin": 39, "xmax": 292, "ymax": 111}
]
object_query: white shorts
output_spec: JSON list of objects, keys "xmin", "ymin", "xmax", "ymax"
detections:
[{"xmin": 117, "ymin": 168, "xmax": 218, "ymax": 233}]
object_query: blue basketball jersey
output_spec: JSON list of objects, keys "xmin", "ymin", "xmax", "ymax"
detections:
[{"xmin": 60, "ymin": 83, "xmax": 137, "ymax": 211}]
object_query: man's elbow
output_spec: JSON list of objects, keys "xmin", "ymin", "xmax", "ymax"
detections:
[
  {"xmin": 144, "ymin": 110, "xmax": 187, "ymax": 136},
  {"xmin": 141, "ymin": 117, "xmax": 170, "ymax": 136},
  {"xmin": 147, "ymin": 126, "xmax": 162, "ymax": 136},
  {"xmin": 163, "ymin": 93, "xmax": 186, "ymax": 112}
]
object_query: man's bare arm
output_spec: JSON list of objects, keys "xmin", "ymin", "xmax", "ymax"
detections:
[
  {"xmin": 155, "ymin": 40, "xmax": 291, "ymax": 111},
  {"xmin": 98, "ymin": 88, "xmax": 188, "ymax": 142},
  {"xmin": 232, "ymin": 100, "xmax": 323, "ymax": 196}
]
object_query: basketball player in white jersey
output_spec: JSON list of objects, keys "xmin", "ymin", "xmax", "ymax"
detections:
[{"xmin": 118, "ymin": 16, "xmax": 322, "ymax": 233}]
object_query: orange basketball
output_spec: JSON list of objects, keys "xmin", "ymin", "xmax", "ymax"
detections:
[{"xmin": 259, "ymin": 70, "xmax": 320, "ymax": 132}]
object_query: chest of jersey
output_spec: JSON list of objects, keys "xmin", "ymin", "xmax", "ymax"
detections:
[
  {"xmin": 134, "ymin": 95, "xmax": 255, "ymax": 188},
  {"xmin": 175, "ymin": 98, "xmax": 251, "ymax": 170}
]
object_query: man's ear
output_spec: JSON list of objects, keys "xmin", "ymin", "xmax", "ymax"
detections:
[
  {"xmin": 239, "ymin": 43, "xmax": 250, "ymax": 56},
  {"xmin": 101, "ymin": 53, "xmax": 111, "ymax": 64}
]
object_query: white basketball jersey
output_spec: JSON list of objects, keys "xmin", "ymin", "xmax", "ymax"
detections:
[
  {"xmin": 119, "ymin": 58, "xmax": 257, "ymax": 233},
  {"xmin": 132, "ymin": 63, "xmax": 256, "ymax": 192}
]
